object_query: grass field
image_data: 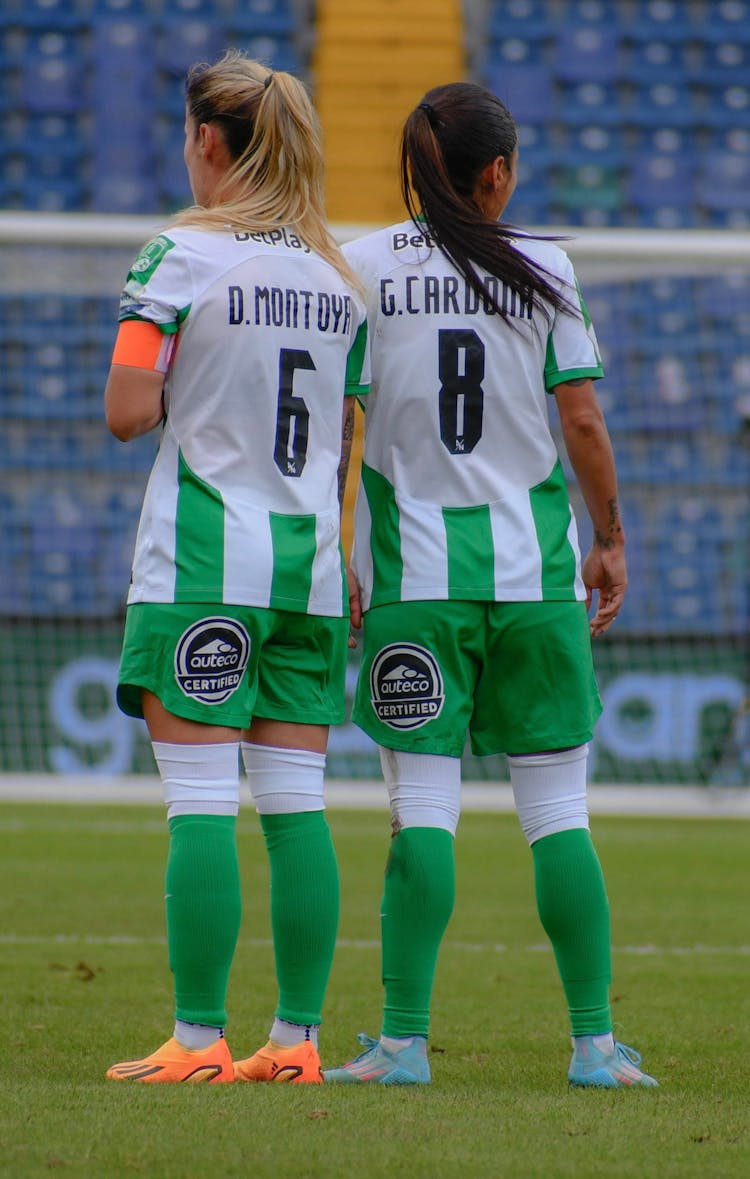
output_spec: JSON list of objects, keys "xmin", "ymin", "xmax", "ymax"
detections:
[{"xmin": 1, "ymin": 801, "xmax": 749, "ymax": 1178}]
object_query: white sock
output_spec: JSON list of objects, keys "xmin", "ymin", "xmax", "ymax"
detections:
[
  {"xmin": 242, "ymin": 742, "xmax": 325, "ymax": 814},
  {"xmin": 381, "ymin": 1034, "xmax": 421, "ymax": 1052},
  {"xmin": 174, "ymin": 1019, "xmax": 223, "ymax": 1050},
  {"xmin": 573, "ymin": 1031, "xmax": 615, "ymax": 1054},
  {"xmin": 270, "ymin": 1017, "xmax": 319, "ymax": 1048}
]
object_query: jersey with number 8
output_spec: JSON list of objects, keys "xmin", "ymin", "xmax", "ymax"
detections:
[
  {"xmin": 344, "ymin": 223, "xmax": 603, "ymax": 611},
  {"xmin": 117, "ymin": 228, "xmax": 369, "ymax": 616}
]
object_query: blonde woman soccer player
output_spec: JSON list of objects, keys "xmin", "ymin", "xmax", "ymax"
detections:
[
  {"xmin": 104, "ymin": 51, "xmax": 368, "ymax": 1084},
  {"xmin": 325, "ymin": 82, "xmax": 657, "ymax": 1089}
]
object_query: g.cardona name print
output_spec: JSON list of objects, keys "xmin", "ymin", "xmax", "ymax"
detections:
[{"xmin": 381, "ymin": 273, "xmax": 533, "ymax": 319}]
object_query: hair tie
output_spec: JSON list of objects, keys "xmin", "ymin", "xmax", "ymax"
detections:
[
  {"xmin": 418, "ymin": 101, "xmax": 439, "ymax": 127},
  {"xmin": 263, "ymin": 71, "xmax": 274, "ymax": 89}
]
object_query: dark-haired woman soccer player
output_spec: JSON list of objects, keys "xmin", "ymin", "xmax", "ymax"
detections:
[
  {"xmin": 104, "ymin": 51, "xmax": 368, "ymax": 1084},
  {"xmin": 325, "ymin": 82, "xmax": 656, "ymax": 1089}
]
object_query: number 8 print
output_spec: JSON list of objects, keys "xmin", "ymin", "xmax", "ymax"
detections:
[{"xmin": 438, "ymin": 328, "xmax": 485, "ymax": 455}]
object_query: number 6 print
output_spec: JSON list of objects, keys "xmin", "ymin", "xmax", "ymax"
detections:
[{"xmin": 274, "ymin": 347, "xmax": 315, "ymax": 477}]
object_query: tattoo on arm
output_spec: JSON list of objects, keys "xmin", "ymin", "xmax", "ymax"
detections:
[
  {"xmin": 594, "ymin": 497, "xmax": 623, "ymax": 549},
  {"xmin": 338, "ymin": 399, "xmax": 355, "ymax": 510}
]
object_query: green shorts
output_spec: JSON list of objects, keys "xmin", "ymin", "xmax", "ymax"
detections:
[
  {"xmin": 118, "ymin": 603, "xmax": 349, "ymax": 728},
  {"xmin": 352, "ymin": 599, "xmax": 602, "ymax": 757}
]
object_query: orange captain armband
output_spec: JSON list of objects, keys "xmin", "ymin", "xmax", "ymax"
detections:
[{"xmin": 111, "ymin": 319, "xmax": 176, "ymax": 373}]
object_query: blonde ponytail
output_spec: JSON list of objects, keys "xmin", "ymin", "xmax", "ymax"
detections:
[{"xmin": 171, "ymin": 50, "xmax": 359, "ymax": 291}]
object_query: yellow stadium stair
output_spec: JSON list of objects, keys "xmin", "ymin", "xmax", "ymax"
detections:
[
  {"xmin": 315, "ymin": 0, "xmax": 465, "ymax": 555},
  {"xmin": 315, "ymin": 0, "xmax": 465, "ymax": 225}
]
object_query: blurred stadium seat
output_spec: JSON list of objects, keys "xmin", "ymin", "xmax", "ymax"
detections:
[
  {"xmin": 155, "ymin": 118, "xmax": 193, "ymax": 206},
  {"xmin": 7, "ymin": 0, "xmax": 89, "ymax": 30},
  {"xmin": 20, "ymin": 44, "xmax": 84, "ymax": 115},
  {"xmin": 487, "ymin": 63, "xmax": 555, "ymax": 122},
  {"xmin": 557, "ymin": 82, "xmax": 625, "ymax": 126},
  {"xmin": 156, "ymin": 18, "xmax": 224, "ymax": 75},
  {"xmin": 553, "ymin": 25, "xmax": 622, "ymax": 83},
  {"xmin": 555, "ymin": 163, "xmax": 624, "ymax": 225},
  {"xmin": 90, "ymin": 19, "xmax": 155, "ymax": 110},
  {"xmin": 88, "ymin": 20, "xmax": 157, "ymax": 211},
  {"xmin": 490, "ymin": 33, "xmax": 548, "ymax": 70},
  {"xmin": 478, "ymin": 1, "xmax": 750, "ymax": 241},
  {"xmin": 626, "ymin": 0, "xmax": 706, "ymax": 40},
  {"xmin": 227, "ymin": 34, "xmax": 301, "ymax": 73},
  {"xmin": 9, "ymin": 177, "xmax": 88, "ymax": 212},
  {"xmin": 627, "ymin": 37, "xmax": 689, "ymax": 83},
  {"xmin": 694, "ymin": 271, "xmax": 750, "ymax": 323},
  {"xmin": 704, "ymin": 0, "xmax": 750, "ymax": 42},
  {"xmin": 487, "ymin": 0, "xmax": 558, "ymax": 39},
  {"xmin": 646, "ymin": 495, "xmax": 741, "ymax": 634},
  {"xmin": 624, "ymin": 81, "xmax": 699, "ymax": 128},
  {"xmin": 565, "ymin": 123, "xmax": 629, "ymax": 168},
  {"xmin": 626, "ymin": 153, "xmax": 697, "ymax": 226},
  {"xmin": 515, "ymin": 122, "xmax": 558, "ymax": 166},
  {"xmin": 225, "ymin": 0, "xmax": 296, "ymax": 36},
  {"xmin": 698, "ymin": 81, "xmax": 750, "ymax": 128},
  {"xmin": 696, "ymin": 150, "xmax": 750, "ymax": 214},
  {"xmin": 694, "ymin": 39, "xmax": 750, "ymax": 85}
]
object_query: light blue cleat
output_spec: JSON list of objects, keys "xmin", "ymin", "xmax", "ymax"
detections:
[
  {"xmin": 323, "ymin": 1033, "xmax": 431, "ymax": 1085},
  {"xmin": 568, "ymin": 1036, "xmax": 659, "ymax": 1088}
]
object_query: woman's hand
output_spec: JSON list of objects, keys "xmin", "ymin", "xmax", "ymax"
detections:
[
  {"xmin": 582, "ymin": 542, "xmax": 627, "ymax": 637},
  {"xmin": 346, "ymin": 565, "xmax": 362, "ymax": 648}
]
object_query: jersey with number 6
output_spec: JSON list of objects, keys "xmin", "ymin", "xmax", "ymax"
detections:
[
  {"xmin": 118, "ymin": 226, "xmax": 369, "ymax": 616},
  {"xmin": 344, "ymin": 222, "xmax": 603, "ymax": 611}
]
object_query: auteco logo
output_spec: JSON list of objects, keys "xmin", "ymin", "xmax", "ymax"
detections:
[
  {"xmin": 370, "ymin": 643, "xmax": 444, "ymax": 730},
  {"xmin": 174, "ymin": 617, "xmax": 250, "ymax": 705}
]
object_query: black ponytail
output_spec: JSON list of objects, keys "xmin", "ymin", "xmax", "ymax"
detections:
[{"xmin": 401, "ymin": 82, "xmax": 571, "ymax": 320}]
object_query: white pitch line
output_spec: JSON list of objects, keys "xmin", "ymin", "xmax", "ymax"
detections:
[
  {"xmin": 1, "ymin": 774, "xmax": 750, "ymax": 816},
  {"xmin": 2, "ymin": 933, "xmax": 749, "ymax": 956}
]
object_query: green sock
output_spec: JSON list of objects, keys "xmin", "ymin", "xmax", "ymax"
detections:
[
  {"xmin": 381, "ymin": 827, "xmax": 455, "ymax": 1039},
  {"xmin": 165, "ymin": 814, "xmax": 242, "ymax": 1027},
  {"xmin": 259, "ymin": 810, "xmax": 339, "ymax": 1028},
  {"xmin": 531, "ymin": 827, "xmax": 612, "ymax": 1036}
]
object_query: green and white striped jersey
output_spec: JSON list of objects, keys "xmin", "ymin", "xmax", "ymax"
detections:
[
  {"xmin": 119, "ymin": 226, "xmax": 369, "ymax": 616},
  {"xmin": 343, "ymin": 222, "xmax": 603, "ymax": 610}
]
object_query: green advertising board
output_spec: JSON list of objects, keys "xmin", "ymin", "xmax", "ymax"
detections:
[{"xmin": 1, "ymin": 619, "xmax": 748, "ymax": 784}]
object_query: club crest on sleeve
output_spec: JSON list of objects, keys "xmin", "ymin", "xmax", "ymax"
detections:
[
  {"xmin": 369, "ymin": 643, "xmax": 444, "ymax": 730},
  {"xmin": 174, "ymin": 617, "xmax": 250, "ymax": 704},
  {"xmin": 127, "ymin": 234, "xmax": 175, "ymax": 284}
]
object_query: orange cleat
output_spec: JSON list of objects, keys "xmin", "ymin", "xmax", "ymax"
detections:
[
  {"xmin": 106, "ymin": 1036, "xmax": 234, "ymax": 1083},
  {"xmin": 234, "ymin": 1039, "xmax": 323, "ymax": 1084}
]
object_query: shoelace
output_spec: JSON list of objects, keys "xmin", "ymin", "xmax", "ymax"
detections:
[
  {"xmin": 348, "ymin": 1033, "xmax": 379, "ymax": 1063},
  {"xmin": 615, "ymin": 1042, "xmax": 643, "ymax": 1067}
]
